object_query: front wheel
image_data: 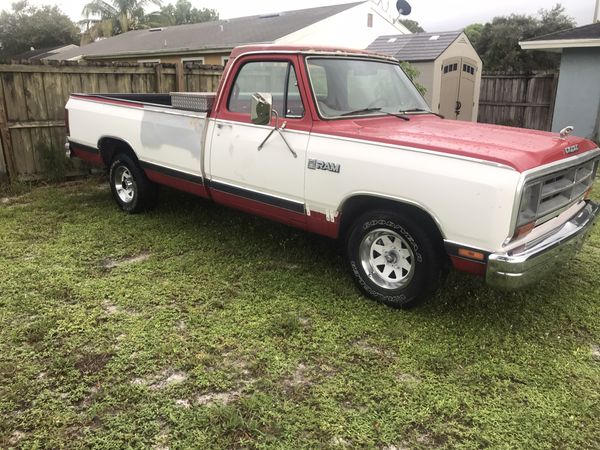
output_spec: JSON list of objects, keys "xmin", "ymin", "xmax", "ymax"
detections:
[
  {"xmin": 346, "ymin": 211, "xmax": 445, "ymax": 308},
  {"xmin": 109, "ymin": 154, "xmax": 158, "ymax": 213}
]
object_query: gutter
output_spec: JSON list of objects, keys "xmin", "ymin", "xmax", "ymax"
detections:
[
  {"xmin": 81, "ymin": 45, "xmax": 244, "ymax": 61},
  {"xmin": 519, "ymin": 38, "xmax": 600, "ymax": 51}
]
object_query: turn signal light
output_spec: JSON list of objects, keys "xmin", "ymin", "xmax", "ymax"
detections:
[
  {"xmin": 458, "ymin": 248, "xmax": 485, "ymax": 261},
  {"xmin": 584, "ymin": 188, "xmax": 592, "ymax": 199},
  {"xmin": 514, "ymin": 222, "xmax": 535, "ymax": 240}
]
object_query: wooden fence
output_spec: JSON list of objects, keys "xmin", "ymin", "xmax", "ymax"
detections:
[
  {"xmin": 477, "ymin": 72, "xmax": 559, "ymax": 132},
  {"xmin": 0, "ymin": 61, "xmax": 223, "ymax": 182}
]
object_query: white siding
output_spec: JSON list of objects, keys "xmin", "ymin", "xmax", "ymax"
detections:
[{"xmin": 276, "ymin": 2, "xmax": 410, "ymax": 49}]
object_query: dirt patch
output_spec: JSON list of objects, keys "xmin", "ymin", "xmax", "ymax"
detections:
[
  {"xmin": 75, "ymin": 352, "xmax": 112, "ymax": 375},
  {"xmin": 103, "ymin": 300, "xmax": 120, "ymax": 315},
  {"xmin": 331, "ymin": 436, "xmax": 352, "ymax": 447},
  {"xmin": 591, "ymin": 344, "xmax": 600, "ymax": 361},
  {"xmin": 132, "ymin": 370, "xmax": 187, "ymax": 390},
  {"xmin": 396, "ymin": 373, "xmax": 420, "ymax": 384},
  {"xmin": 102, "ymin": 252, "xmax": 151, "ymax": 269},
  {"xmin": 353, "ymin": 339, "xmax": 396, "ymax": 357},
  {"xmin": 152, "ymin": 421, "xmax": 170, "ymax": 450},
  {"xmin": 8, "ymin": 431, "xmax": 27, "ymax": 445},
  {"xmin": 195, "ymin": 389, "xmax": 242, "ymax": 406},
  {"xmin": 174, "ymin": 399, "xmax": 191, "ymax": 409},
  {"xmin": 381, "ymin": 445, "xmax": 410, "ymax": 450},
  {"xmin": 283, "ymin": 363, "xmax": 311, "ymax": 390}
]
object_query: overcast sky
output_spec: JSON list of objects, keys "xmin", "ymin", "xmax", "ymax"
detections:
[{"xmin": 24, "ymin": 0, "xmax": 598, "ymax": 30}]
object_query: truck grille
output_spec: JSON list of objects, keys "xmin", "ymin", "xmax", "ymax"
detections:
[{"xmin": 517, "ymin": 157, "xmax": 599, "ymax": 227}]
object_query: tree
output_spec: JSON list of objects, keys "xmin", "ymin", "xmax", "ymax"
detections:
[
  {"xmin": 150, "ymin": 0, "xmax": 218, "ymax": 26},
  {"xmin": 464, "ymin": 23, "xmax": 484, "ymax": 48},
  {"xmin": 0, "ymin": 1, "xmax": 79, "ymax": 61},
  {"xmin": 470, "ymin": 4, "xmax": 575, "ymax": 72},
  {"xmin": 398, "ymin": 19, "xmax": 424, "ymax": 33},
  {"xmin": 80, "ymin": 0, "xmax": 162, "ymax": 44}
]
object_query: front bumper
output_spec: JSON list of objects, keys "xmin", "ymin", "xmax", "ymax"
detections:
[{"xmin": 486, "ymin": 200, "xmax": 599, "ymax": 289}]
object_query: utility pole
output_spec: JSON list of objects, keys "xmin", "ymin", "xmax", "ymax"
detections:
[{"xmin": 595, "ymin": 0, "xmax": 600, "ymax": 23}]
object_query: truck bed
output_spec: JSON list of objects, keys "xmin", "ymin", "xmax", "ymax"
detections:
[{"xmin": 66, "ymin": 93, "xmax": 212, "ymax": 188}]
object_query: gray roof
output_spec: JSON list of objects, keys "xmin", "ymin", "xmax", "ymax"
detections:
[
  {"xmin": 12, "ymin": 44, "xmax": 79, "ymax": 62},
  {"xmin": 367, "ymin": 30, "xmax": 463, "ymax": 62},
  {"xmin": 50, "ymin": 2, "xmax": 364, "ymax": 60},
  {"xmin": 523, "ymin": 22, "xmax": 600, "ymax": 42}
]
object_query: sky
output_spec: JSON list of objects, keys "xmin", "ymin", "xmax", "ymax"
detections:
[{"xmin": 23, "ymin": 0, "xmax": 599, "ymax": 30}]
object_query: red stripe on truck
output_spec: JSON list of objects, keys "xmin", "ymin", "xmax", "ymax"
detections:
[{"xmin": 144, "ymin": 169, "xmax": 209, "ymax": 198}]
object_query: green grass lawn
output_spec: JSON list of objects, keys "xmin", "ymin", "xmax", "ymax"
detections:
[{"xmin": 1, "ymin": 178, "xmax": 599, "ymax": 449}]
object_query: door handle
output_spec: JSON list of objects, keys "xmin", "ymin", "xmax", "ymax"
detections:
[{"xmin": 455, "ymin": 101, "xmax": 462, "ymax": 114}]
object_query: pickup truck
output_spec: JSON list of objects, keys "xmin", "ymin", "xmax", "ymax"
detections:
[{"xmin": 65, "ymin": 44, "xmax": 600, "ymax": 308}]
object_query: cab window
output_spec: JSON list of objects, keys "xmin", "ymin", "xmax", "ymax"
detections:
[{"xmin": 228, "ymin": 61, "xmax": 304, "ymax": 119}]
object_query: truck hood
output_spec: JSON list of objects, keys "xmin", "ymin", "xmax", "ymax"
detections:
[{"xmin": 311, "ymin": 115, "xmax": 598, "ymax": 172}]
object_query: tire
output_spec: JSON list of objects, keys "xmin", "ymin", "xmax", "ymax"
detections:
[
  {"xmin": 346, "ymin": 210, "xmax": 445, "ymax": 308},
  {"xmin": 109, "ymin": 153, "xmax": 158, "ymax": 213}
]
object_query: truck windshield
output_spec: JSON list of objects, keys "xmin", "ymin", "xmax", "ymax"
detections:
[{"xmin": 306, "ymin": 57, "xmax": 430, "ymax": 119}]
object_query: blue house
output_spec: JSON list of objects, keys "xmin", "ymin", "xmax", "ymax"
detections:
[{"xmin": 520, "ymin": 22, "xmax": 600, "ymax": 142}]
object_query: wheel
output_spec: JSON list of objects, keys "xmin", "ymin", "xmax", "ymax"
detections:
[
  {"xmin": 109, "ymin": 153, "xmax": 158, "ymax": 213},
  {"xmin": 346, "ymin": 210, "xmax": 445, "ymax": 308}
]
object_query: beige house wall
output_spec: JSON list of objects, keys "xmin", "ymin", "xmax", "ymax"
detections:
[{"xmin": 86, "ymin": 52, "xmax": 231, "ymax": 66}]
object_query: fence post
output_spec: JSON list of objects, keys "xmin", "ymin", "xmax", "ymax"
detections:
[
  {"xmin": 546, "ymin": 72, "xmax": 559, "ymax": 132},
  {"xmin": 0, "ymin": 78, "xmax": 16, "ymax": 181},
  {"xmin": 175, "ymin": 62, "xmax": 185, "ymax": 92},
  {"xmin": 154, "ymin": 64, "xmax": 163, "ymax": 93}
]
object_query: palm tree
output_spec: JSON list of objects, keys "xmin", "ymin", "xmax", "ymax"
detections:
[{"xmin": 80, "ymin": 0, "xmax": 162, "ymax": 44}]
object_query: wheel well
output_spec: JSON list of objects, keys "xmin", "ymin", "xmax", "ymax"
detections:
[
  {"xmin": 98, "ymin": 137, "xmax": 139, "ymax": 167},
  {"xmin": 339, "ymin": 195, "xmax": 445, "ymax": 246}
]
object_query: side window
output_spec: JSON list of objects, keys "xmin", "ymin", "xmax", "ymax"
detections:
[
  {"xmin": 228, "ymin": 61, "xmax": 288, "ymax": 115},
  {"xmin": 286, "ymin": 67, "xmax": 305, "ymax": 118},
  {"xmin": 308, "ymin": 63, "xmax": 328, "ymax": 99}
]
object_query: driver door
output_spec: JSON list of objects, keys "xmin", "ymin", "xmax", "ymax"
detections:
[{"xmin": 209, "ymin": 56, "xmax": 311, "ymax": 225}]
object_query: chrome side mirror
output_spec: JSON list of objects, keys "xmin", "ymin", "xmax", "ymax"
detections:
[{"xmin": 251, "ymin": 92, "xmax": 273, "ymax": 126}]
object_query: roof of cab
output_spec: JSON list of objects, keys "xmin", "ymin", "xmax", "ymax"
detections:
[{"xmin": 229, "ymin": 44, "xmax": 397, "ymax": 61}]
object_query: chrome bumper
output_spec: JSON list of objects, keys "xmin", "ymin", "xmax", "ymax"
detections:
[{"xmin": 487, "ymin": 200, "xmax": 599, "ymax": 289}]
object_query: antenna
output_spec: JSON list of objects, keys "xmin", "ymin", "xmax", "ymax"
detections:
[{"xmin": 396, "ymin": 0, "xmax": 412, "ymax": 15}]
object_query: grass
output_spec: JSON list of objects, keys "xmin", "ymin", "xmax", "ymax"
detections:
[{"xmin": 0, "ymin": 177, "xmax": 599, "ymax": 449}]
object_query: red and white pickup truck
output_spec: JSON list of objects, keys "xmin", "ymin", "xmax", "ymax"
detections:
[{"xmin": 65, "ymin": 44, "xmax": 599, "ymax": 308}]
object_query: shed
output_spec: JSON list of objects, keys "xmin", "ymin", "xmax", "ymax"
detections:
[
  {"xmin": 368, "ymin": 31, "xmax": 482, "ymax": 122},
  {"xmin": 520, "ymin": 22, "xmax": 600, "ymax": 142}
]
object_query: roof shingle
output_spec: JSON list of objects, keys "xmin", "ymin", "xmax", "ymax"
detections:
[
  {"xmin": 49, "ymin": 2, "xmax": 364, "ymax": 60},
  {"xmin": 524, "ymin": 22, "xmax": 600, "ymax": 42},
  {"xmin": 367, "ymin": 30, "xmax": 462, "ymax": 62}
]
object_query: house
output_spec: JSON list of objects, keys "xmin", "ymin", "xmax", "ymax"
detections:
[
  {"xmin": 520, "ymin": 22, "xmax": 600, "ymax": 142},
  {"xmin": 10, "ymin": 44, "xmax": 79, "ymax": 63},
  {"xmin": 368, "ymin": 30, "xmax": 482, "ymax": 121},
  {"xmin": 48, "ymin": 1, "xmax": 409, "ymax": 66}
]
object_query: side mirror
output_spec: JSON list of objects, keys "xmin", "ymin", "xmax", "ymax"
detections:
[{"xmin": 251, "ymin": 92, "xmax": 273, "ymax": 126}]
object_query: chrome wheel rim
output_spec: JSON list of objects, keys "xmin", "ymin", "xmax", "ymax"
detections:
[
  {"xmin": 359, "ymin": 228, "xmax": 415, "ymax": 290},
  {"xmin": 114, "ymin": 166, "xmax": 135, "ymax": 204}
]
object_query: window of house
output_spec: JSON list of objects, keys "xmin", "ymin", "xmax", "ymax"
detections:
[
  {"xmin": 367, "ymin": 13, "xmax": 373, "ymax": 28},
  {"xmin": 221, "ymin": 56, "xmax": 230, "ymax": 66},
  {"xmin": 228, "ymin": 61, "xmax": 304, "ymax": 118},
  {"xmin": 138, "ymin": 59, "xmax": 161, "ymax": 64},
  {"xmin": 182, "ymin": 57, "xmax": 205, "ymax": 65}
]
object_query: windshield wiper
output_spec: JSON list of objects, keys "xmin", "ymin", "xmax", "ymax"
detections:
[
  {"xmin": 341, "ymin": 107, "xmax": 410, "ymax": 121},
  {"xmin": 399, "ymin": 108, "xmax": 445, "ymax": 119}
]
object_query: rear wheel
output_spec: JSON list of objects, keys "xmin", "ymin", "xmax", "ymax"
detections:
[
  {"xmin": 346, "ymin": 210, "xmax": 445, "ymax": 308},
  {"xmin": 109, "ymin": 153, "xmax": 158, "ymax": 213}
]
